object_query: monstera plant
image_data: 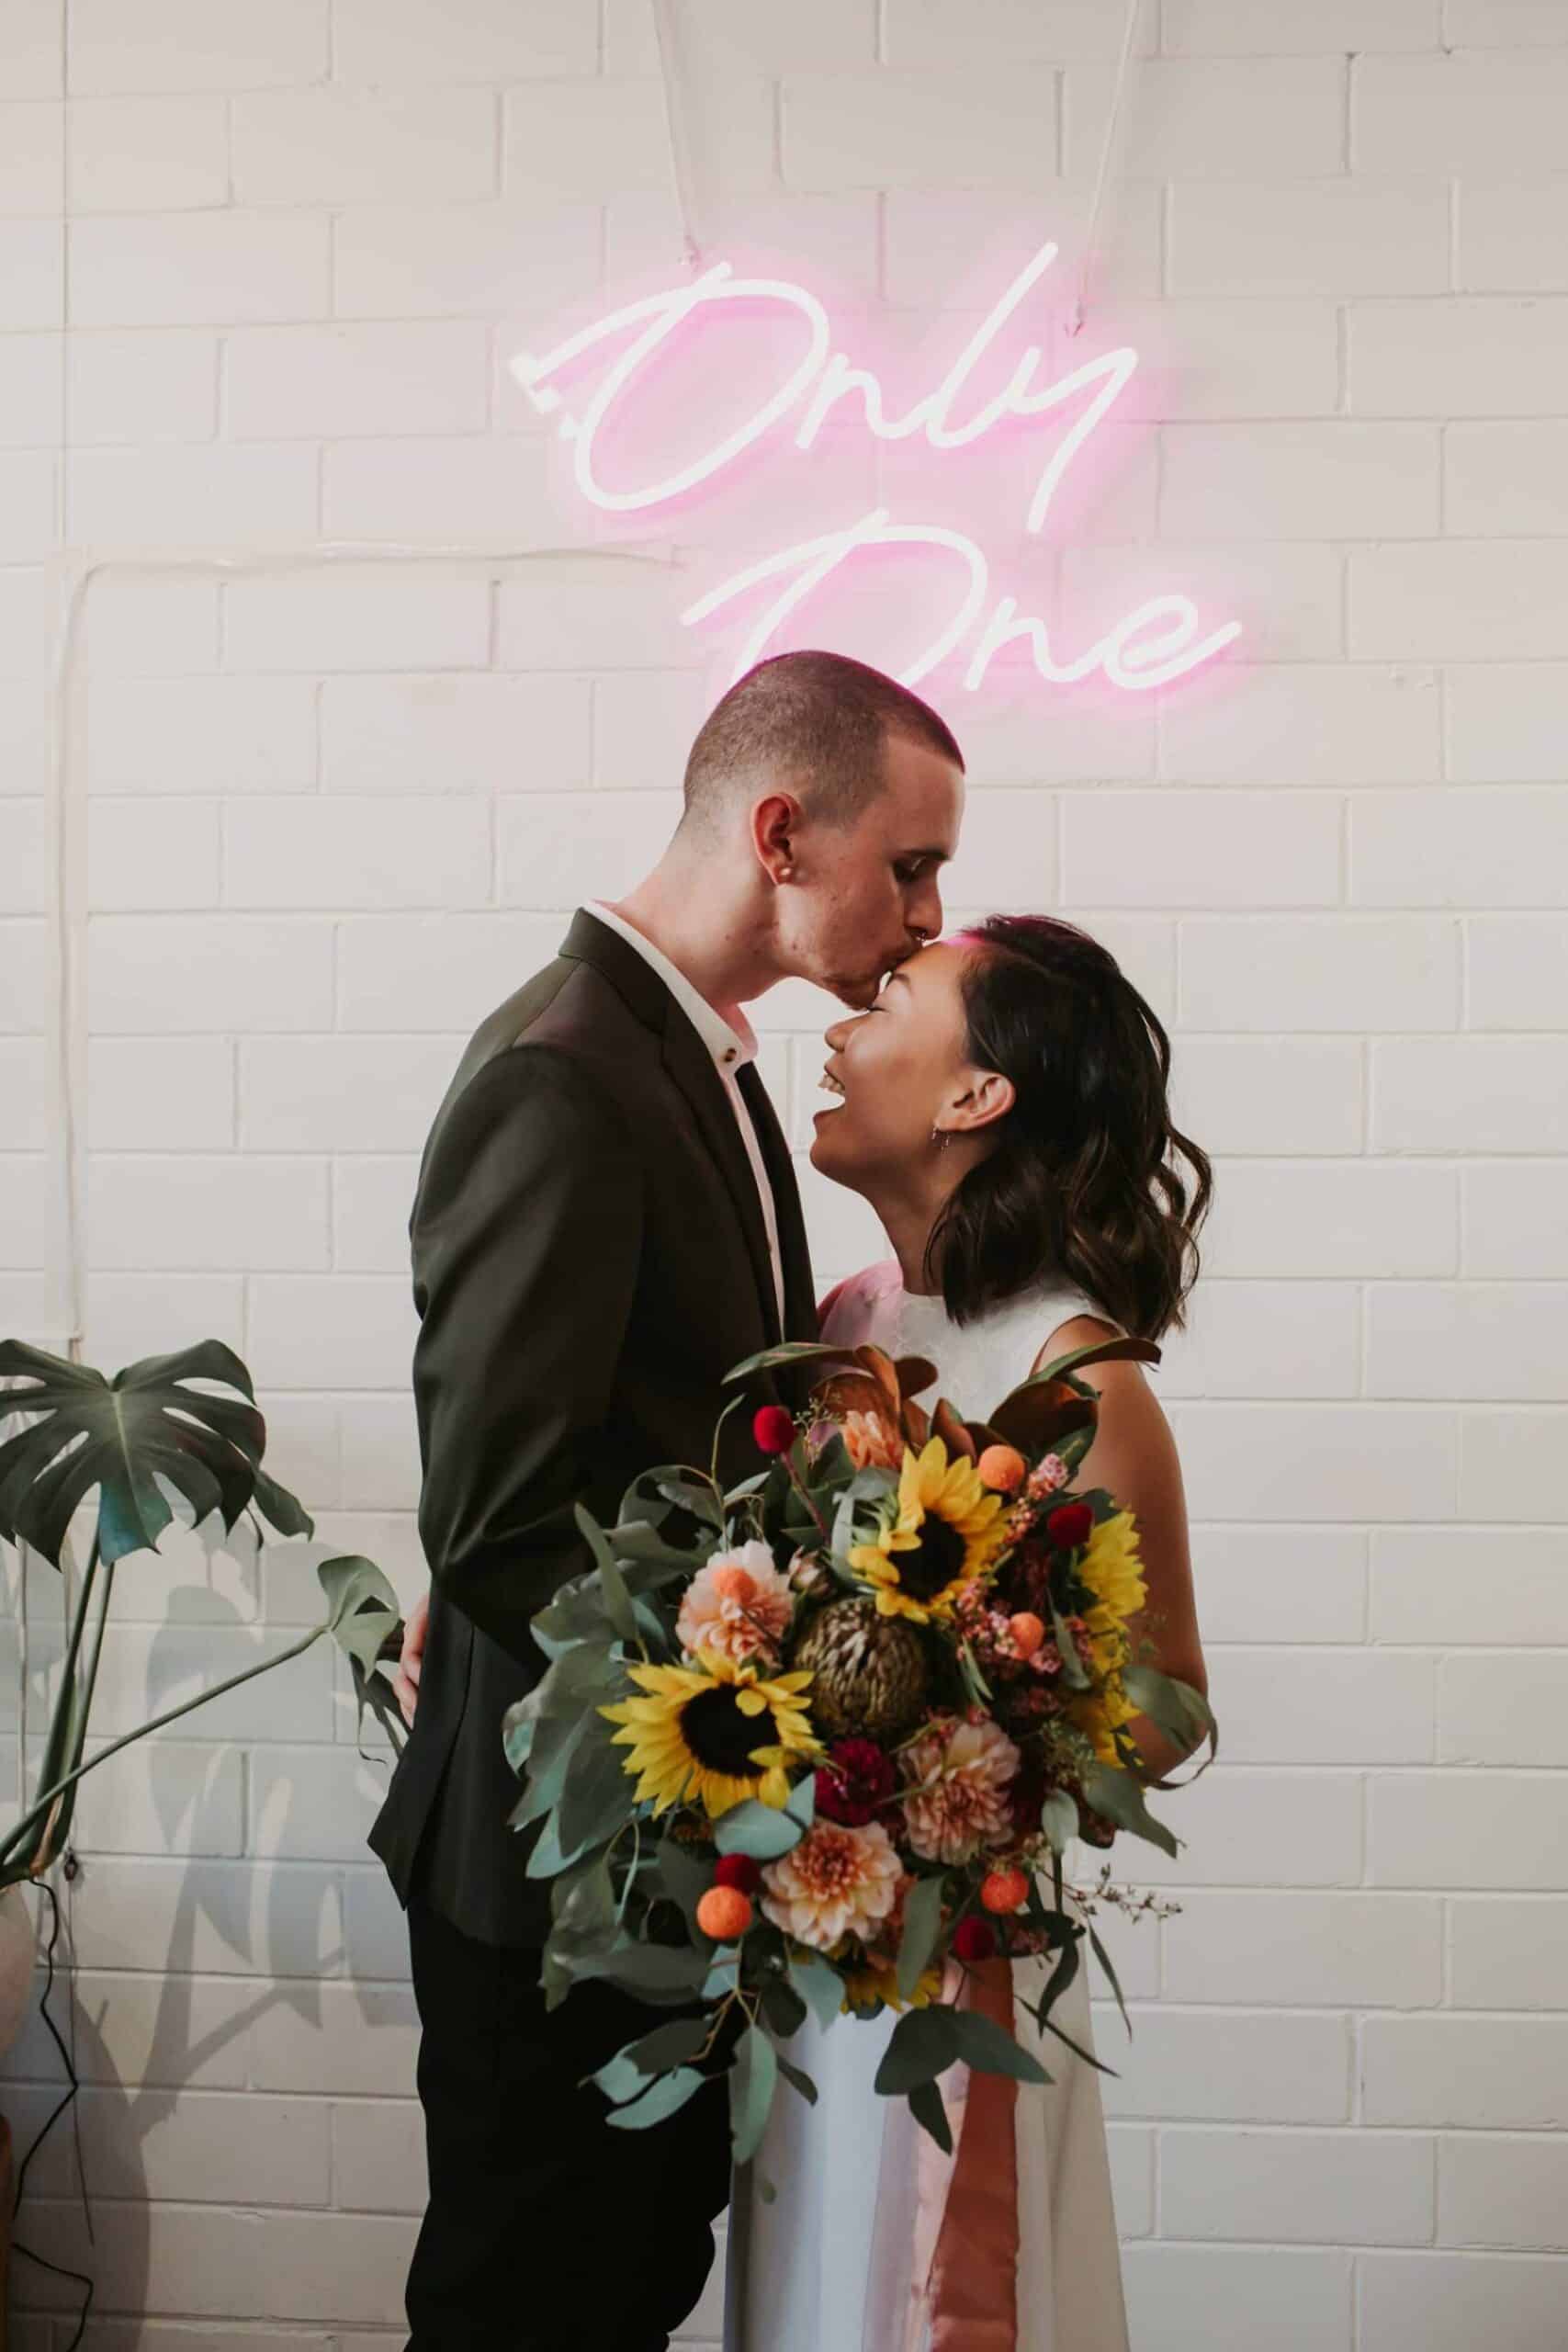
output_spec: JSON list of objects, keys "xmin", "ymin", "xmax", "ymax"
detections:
[{"xmin": 0, "ymin": 1338, "xmax": 406, "ymax": 1896}]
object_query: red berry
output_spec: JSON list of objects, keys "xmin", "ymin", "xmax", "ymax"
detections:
[
  {"xmin": 713, "ymin": 1853, "xmax": 761, "ymax": 1894},
  {"xmin": 753, "ymin": 1405, "xmax": 797, "ymax": 1456},
  {"xmin": 1045, "ymin": 1501, "xmax": 1093, "ymax": 1550},
  {"xmin": 953, "ymin": 1916, "xmax": 997, "ymax": 1963}
]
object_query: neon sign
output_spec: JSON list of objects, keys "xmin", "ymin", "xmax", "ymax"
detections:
[{"xmin": 512, "ymin": 243, "xmax": 1242, "ymax": 695}]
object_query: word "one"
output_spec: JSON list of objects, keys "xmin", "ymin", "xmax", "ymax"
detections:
[{"xmin": 512, "ymin": 242, "xmax": 1242, "ymax": 695}]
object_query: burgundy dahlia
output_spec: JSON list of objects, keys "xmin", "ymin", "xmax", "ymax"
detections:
[{"xmin": 815, "ymin": 1736, "xmax": 897, "ymax": 1827}]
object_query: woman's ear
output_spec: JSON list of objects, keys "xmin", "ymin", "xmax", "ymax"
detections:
[{"xmin": 944, "ymin": 1067, "xmax": 1015, "ymax": 1137}]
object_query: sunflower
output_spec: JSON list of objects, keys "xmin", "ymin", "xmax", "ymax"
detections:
[
  {"xmin": 600, "ymin": 1646, "xmax": 818, "ymax": 1819},
  {"xmin": 1067, "ymin": 1510, "xmax": 1146, "ymax": 1764},
  {"xmin": 840, "ymin": 1956, "xmax": 943, "ymax": 2015},
  {"xmin": 848, "ymin": 1437, "xmax": 1010, "ymax": 1625},
  {"xmin": 1075, "ymin": 1510, "xmax": 1146, "ymax": 1665}
]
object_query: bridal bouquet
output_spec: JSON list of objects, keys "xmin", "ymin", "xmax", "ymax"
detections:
[{"xmin": 506, "ymin": 1334, "xmax": 1214, "ymax": 2158}]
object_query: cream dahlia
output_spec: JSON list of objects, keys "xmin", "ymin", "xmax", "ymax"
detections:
[
  {"xmin": 760, "ymin": 1819, "xmax": 905, "ymax": 1952},
  {"xmin": 675, "ymin": 1542, "xmax": 794, "ymax": 1668},
  {"xmin": 900, "ymin": 1713, "xmax": 1021, "ymax": 1865}
]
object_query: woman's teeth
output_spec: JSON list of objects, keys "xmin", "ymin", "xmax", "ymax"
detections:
[{"xmin": 819, "ymin": 1070, "xmax": 846, "ymax": 1108}]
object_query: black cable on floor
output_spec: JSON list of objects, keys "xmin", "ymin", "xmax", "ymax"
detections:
[{"xmin": 10, "ymin": 1875, "xmax": 95, "ymax": 2348}]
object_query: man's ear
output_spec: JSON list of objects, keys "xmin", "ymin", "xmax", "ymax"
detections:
[
  {"xmin": 946, "ymin": 1068, "xmax": 1015, "ymax": 1136},
  {"xmin": 751, "ymin": 791, "xmax": 806, "ymax": 885}
]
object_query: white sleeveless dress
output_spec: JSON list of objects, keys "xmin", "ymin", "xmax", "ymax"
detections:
[{"xmin": 725, "ymin": 1263, "xmax": 1133, "ymax": 2352}]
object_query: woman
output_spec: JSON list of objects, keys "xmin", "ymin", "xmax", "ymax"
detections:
[{"xmin": 727, "ymin": 913, "xmax": 1212, "ymax": 2352}]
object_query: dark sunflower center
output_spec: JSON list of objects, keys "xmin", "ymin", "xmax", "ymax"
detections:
[
  {"xmin": 681, "ymin": 1687, "xmax": 767, "ymax": 1777},
  {"xmin": 897, "ymin": 1514, "xmax": 967, "ymax": 1601}
]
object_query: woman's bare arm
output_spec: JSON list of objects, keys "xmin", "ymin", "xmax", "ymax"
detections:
[{"xmin": 1034, "ymin": 1314, "xmax": 1208, "ymax": 1782}]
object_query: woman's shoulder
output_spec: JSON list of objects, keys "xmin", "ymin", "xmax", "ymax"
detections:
[{"xmin": 818, "ymin": 1259, "xmax": 902, "ymax": 1342}]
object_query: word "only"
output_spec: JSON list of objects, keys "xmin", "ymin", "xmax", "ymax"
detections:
[{"xmin": 513, "ymin": 242, "xmax": 1242, "ymax": 696}]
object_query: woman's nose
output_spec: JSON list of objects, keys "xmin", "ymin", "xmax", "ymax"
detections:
[{"xmin": 824, "ymin": 1017, "xmax": 850, "ymax": 1053}]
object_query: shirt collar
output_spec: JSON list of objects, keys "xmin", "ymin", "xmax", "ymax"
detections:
[{"xmin": 584, "ymin": 902, "xmax": 758, "ymax": 1075}]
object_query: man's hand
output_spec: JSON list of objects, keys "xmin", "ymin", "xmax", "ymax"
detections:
[{"xmin": 394, "ymin": 1588, "xmax": 430, "ymax": 1727}]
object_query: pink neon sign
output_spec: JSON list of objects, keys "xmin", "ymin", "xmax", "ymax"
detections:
[{"xmin": 512, "ymin": 243, "xmax": 1242, "ymax": 695}]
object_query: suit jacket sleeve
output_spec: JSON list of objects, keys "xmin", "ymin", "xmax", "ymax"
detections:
[{"xmin": 410, "ymin": 1043, "xmax": 643, "ymax": 1668}]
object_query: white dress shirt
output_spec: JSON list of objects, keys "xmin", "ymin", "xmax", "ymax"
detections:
[{"xmin": 585, "ymin": 902, "xmax": 785, "ymax": 1328}]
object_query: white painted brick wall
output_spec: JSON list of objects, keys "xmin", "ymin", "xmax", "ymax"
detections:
[{"xmin": 3, "ymin": 4, "xmax": 1566, "ymax": 2345}]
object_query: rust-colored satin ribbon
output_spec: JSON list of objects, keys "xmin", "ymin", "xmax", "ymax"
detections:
[{"xmin": 906, "ymin": 1959, "xmax": 1021, "ymax": 2352}]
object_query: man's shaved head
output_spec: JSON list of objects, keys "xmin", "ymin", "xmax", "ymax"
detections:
[{"xmin": 681, "ymin": 650, "xmax": 964, "ymax": 837}]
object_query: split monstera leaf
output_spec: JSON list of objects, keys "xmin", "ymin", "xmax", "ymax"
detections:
[{"xmin": 0, "ymin": 1338, "xmax": 405, "ymax": 1889}]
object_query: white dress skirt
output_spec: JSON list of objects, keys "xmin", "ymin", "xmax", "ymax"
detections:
[{"xmin": 724, "ymin": 1265, "xmax": 1133, "ymax": 2352}]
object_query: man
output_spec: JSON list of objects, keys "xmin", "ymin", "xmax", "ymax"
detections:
[{"xmin": 371, "ymin": 649, "xmax": 965, "ymax": 2350}]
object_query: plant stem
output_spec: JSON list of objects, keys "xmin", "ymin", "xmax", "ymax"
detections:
[
  {"xmin": 0, "ymin": 1616, "xmax": 327, "ymax": 1871},
  {"xmin": 31, "ymin": 1553, "xmax": 118, "ymax": 1874}
]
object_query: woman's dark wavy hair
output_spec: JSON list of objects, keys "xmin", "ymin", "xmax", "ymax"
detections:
[{"xmin": 926, "ymin": 916, "xmax": 1212, "ymax": 1340}]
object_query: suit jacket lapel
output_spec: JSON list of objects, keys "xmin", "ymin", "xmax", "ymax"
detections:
[
  {"xmin": 738, "ymin": 1061, "xmax": 816, "ymax": 1342},
  {"xmin": 661, "ymin": 1018, "xmax": 784, "ymax": 1347}
]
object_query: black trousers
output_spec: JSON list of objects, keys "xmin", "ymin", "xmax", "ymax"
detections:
[{"xmin": 404, "ymin": 1895, "xmax": 732, "ymax": 2350}]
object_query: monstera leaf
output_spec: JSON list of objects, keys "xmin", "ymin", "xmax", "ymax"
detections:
[
  {"xmin": 0, "ymin": 1339, "xmax": 311, "ymax": 1568},
  {"xmin": 320, "ymin": 1554, "xmax": 406, "ymax": 1758}
]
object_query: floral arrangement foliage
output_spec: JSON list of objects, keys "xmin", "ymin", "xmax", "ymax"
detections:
[{"xmin": 508, "ymin": 1336, "xmax": 1215, "ymax": 2159}]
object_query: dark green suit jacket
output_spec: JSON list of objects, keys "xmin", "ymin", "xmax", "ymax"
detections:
[{"xmin": 368, "ymin": 910, "xmax": 817, "ymax": 1945}]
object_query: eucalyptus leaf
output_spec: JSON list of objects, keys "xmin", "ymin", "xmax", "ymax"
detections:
[
  {"xmin": 784, "ymin": 1774, "xmax": 817, "ymax": 1830},
  {"xmin": 908, "ymin": 2078, "xmax": 953, "ymax": 2154},
  {"xmin": 776, "ymin": 2053, "xmax": 818, "ymax": 2107},
  {"xmin": 605, "ymin": 2066, "xmax": 706, "ymax": 2130},
  {"xmin": 760, "ymin": 1976, "xmax": 808, "ymax": 2039},
  {"xmin": 1085, "ymin": 1919, "xmax": 1132, "ymax": 2038},
  {"xmin": 573, "ymin": 1503, "xmax": 640, "ymax": 1647},
  {"xmin": 948, "ymin": 2007, "xmax": 1049, "ymax": 2086},
  {"xmin": 896, "ymin": 1874, "xmax": 945, "ymax": 2002},
  {"xmin": 790, "ymin": 1956, "xmax": 845, "ymax": 2032},
  {"xmin": 624, "ymin": 2017, "xmax": 711, "ymax": 2075},
  {"xmin": 1040, "ymin": 1790, "xmax": 1079, "ymax": 1855},
  {"xmin": 874, "ymin": 2006, "xmax": 962, "ymax": 2095},
  {"xmin": 729, "ymin": 2023, "xmax": 779, "ymax": 2165},
  {"xmin": 715, "ymin": 1798, "xmax": 804, "ymax": 1862},
  {"xmin": 656, "ymin": 1835, "xmax": 714, "ymax": 1933},
  {"xmin": 556, "ymin": 1731, "xmax": 636, "ymax": 1857},
  {"xmin": 1080, "ymin": 1761, "xmax": 1181, "ymax": 1860}
]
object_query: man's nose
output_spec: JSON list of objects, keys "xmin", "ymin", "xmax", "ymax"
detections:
[{"xmin": 908, "ymin": 873, "xmax": 944, "ymax": 941}]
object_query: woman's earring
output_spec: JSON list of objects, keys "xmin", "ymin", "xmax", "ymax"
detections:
[{"xmin": 930, "ymin": 1125, "xmax": 952, "ymax": 1151}]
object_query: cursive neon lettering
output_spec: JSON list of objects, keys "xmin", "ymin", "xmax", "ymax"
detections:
[{"xmin": 513, "ymin": 240, "xmax": 1243, "ymax": 695}]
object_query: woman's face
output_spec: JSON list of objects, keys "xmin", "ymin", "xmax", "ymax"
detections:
[{"xmin": 811, "ymin": 939, "xmax": 1001, "ymax": 1188}]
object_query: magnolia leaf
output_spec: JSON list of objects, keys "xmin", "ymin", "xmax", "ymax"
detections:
[
  {"xmin": 729, "ymin": 2023, "xmax": 779, "ymax": 2165},
  {"xmin": 949, "ymin": 2007, "xmax": 1049, "ymax": 2086},
  {"xmin": 715, "ymin": 1798, "xmax": 804, "ymax": 1862},
  {"xmin": 1032, "ymin": 1336, "xmax": 1161, "ymax": 1386},
  {"xmin": 0, "ymin": 1337, "xmax": 284, "ymax": 1567},
  {"xmin": 1122, "ymin": 1665, "xmax": 1218, "ymax": 1776},
  {"xmin": 875, "ymin": 2006, "xmax": 962, "ymax": 2095},
  {"xmin": 605, "ymin": 2065, "xmax": 706, "ymax": 2131},
  {"xmin": 790, "ymin": 1956, "xmax": 845, "ymax": 2032},
  {"xmin": 896, "ymin": 1873, "xmax": 945, "ymax": 2002},
  {"xmin": 1040, "ymin": 1790, "xmax": 1079, "ymax": 1855},
  {"xmin": 985, "ymin": 1379, "xmax": 1097, "ymax": 1459},
  {"xmin": 931, "ymin": 1399, "xmax": 976, "ymax": 1462},
  {"xmin": 1079, "ymin": 1761, "xmax": 1181, "ymax": 1860},
  {"xmin": 725, "ymin": 1342, "xmax": 854, "ymax": 1385}
]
